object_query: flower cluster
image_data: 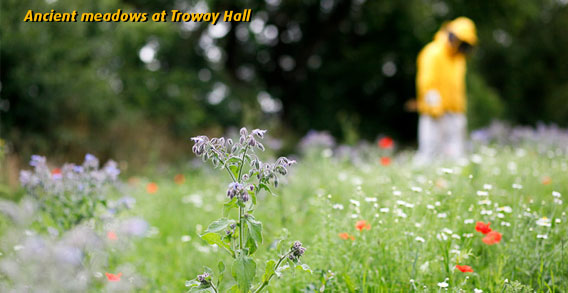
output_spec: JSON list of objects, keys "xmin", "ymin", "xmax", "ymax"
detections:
[
  {"xmin": 471, "ymin": 120, "xmax": 568, "ymax": 151},
  {"xmin": 18, "ymin": 154, "xmax": 126, "ymax": 230},
  {"xmin": 226, "ymin": 182, "xmax": 250, "ymax": 202},
  {"xmin": 197, "ymin": 272, "xmax": 210, "ymax": 284},
  {"xmin": 298, "ymin": 130, "xmax": 336, "ymax": 153},
  {"xmin": 289, "ymin": 241, "xmax": 306, "ymax": 261},
  {"xmin": 191, "ymin": 128, "xmax": 296, "ymax": 188}
]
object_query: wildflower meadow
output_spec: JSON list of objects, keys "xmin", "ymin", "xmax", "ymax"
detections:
[{"xmin": 0, "ymin": 124, "xmax": 565, "ymax": 292}]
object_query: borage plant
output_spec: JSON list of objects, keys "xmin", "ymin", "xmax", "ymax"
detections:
[{"xmin": 186, "ymin": 128, "xmax": 309, "ymax": 293}]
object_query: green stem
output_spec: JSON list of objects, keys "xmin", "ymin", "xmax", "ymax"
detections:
[
  {"xmin": 239, "ymin": 206, "xmax": 244, "ymax": 251},
  {"xmin": 216, "ymin": 155, "xmax": 237, "ymax": 182},
  {"xmin": 253, "ymin": 251, "xmax": 293, "ymax": 293},
  {"xmin": 237, "ymin": 145, "xmax": 249, "ymax": 182},
  {"xmin": 210, "ymin": 281, "xmax": 219, "ymax": 293},
  {"xmin": 237, "ymin": 145, "xmax": 249, "ymax": 251}
]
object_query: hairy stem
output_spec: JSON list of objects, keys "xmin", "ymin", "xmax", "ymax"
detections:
[
  {"xmin": 253, "ymin": 251, "xmax": 293, "ymax": 293},
  {"xmin": 237, "ymin": 145, "xmax": 249, "ymax": 182},
  {"xmin": 237, "ymin": 145, "xmax": 249, "ymax": 251},
  {"xmin": 239, "ymin": 207, "xmax": 244, "ymax": 250}
]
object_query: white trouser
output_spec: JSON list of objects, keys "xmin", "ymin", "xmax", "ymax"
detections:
[{"xmin": 416, "ymin": 113, "xmax": 466, "ymax": 164}]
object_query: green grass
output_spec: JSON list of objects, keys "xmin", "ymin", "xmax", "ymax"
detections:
[{"xmin": 111, "ymin": 146, "xmax": 567, "ymax": 291}]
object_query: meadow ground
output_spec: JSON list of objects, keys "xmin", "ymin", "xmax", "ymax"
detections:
[{"xmin": 111, "ymin": 144, "xmax": 567, "ymax": 292}]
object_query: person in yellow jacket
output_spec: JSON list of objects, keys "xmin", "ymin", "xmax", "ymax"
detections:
[{"xmin": 415, "ymin": 17, "xmax": 477, "ymax": 163}]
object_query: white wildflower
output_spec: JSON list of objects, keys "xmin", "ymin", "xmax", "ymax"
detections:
[
  {"xmin": 481, "ymin": 209, "xmax": 493, "ymax": 215},
  {"xmin": 441, "ymin": 228, "xmax": 453, "ymax": 234},
  {"xmin": 332, "ymin": 204, "xmax": 344, "ymax": 210},
  {"xmin": 476, "ymin": 190, "xmax": 489, "ymax": 196},
  {"xmin": 512, "ymin": 183, "xmax": 523, "ymax": 190},
  {"xmin": 536, "ymin": 217, "xmax": 551, "ymax": 227},
  {"xmin": 478, "ymin": 199, "xmax": 492, "ymax": 206},
  {"xmin": 411, "ymin": 186, "xmax": 423, "ymax": 193},
  {"xmin": 349, "ymin": 199, "xmax": 360, "ymax": 207}
]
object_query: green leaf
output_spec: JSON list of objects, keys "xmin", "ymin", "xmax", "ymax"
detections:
[
  {"xmin": 245, "ymin": 232, "xmax": 258, "ymax": 255},
  {"xmin": 275, "ymin": 263, "xmax": 290, "ymax": 277},
  {"xmin": 295, "ymin": 264, "xmax": 312, "ymax": 273},
  {"xmin": 218, "ymin": 261, "xmax": 225, "ymax": 274},
  {"xmin": 259, "ymin": 183, "xmax": 273, "ymax": 195},
  {"xmin": 261, "ymin": 259, "xmax": 276, "ymax": 283},
  {"xmin": 201, "ymin": 233, "xmax": 231, "ymax": 251},
  {"xmin": 229, "ymin": 165, "xmax": 239, "ymax": 180},
  {"xmin": 203, "ymin": 266, "xmax": 214, "ymax": 275},
  {"xmin": 232, "ymin": 254, "xmax": 256, "ymax": 293},
  {"xmin": 188, "ymin": 286, "xmax": 216, "ymax": 293},
  {"xmin": 223, "ymin": 197, "xmax": 238, "ymax": 216},
  {"xmin": 186, "ymin": 280, "xmax": 215, "ymax": 293},
  {"xmin": 247, "ymin": 189, "xmax": 257, "ymax": 205},
  {"xmin": 246, "ymin": 216, "xmax": 263, "ymax": 245},
  {"xmin": 185, "ymin": 279, "xmax": 200, "ymax": 287},
  {"xmin": 204, "ymin": 218, "xmax": 235, "ymax": 234},
  {"xmin": 228, "ymin": 284, "xmax": 239, "ymax": 293}
]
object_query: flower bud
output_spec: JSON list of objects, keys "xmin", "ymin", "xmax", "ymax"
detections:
[{"xmin": 197, "ymin": 272, "xmax": 209, "ymax": 283}]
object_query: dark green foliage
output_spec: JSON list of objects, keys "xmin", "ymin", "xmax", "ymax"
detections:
[{"xmin": 2, "ymin": 0, "xmax": 567, "ymax": 158}]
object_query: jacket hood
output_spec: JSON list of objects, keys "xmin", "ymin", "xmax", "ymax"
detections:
[{"xmin": 447, "ymin": 17, "xmax": 477, "ymax": 45}]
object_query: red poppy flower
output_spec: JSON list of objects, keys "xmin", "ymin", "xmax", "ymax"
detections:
[
  {"xmin": 174, "ymin": 174, "xmax": 186, "ymax": 185},
  {"xmin": 355, "ymin": 220, "xmax": 371, "ymax": 231},
  {"xmin": 380, "ymin": 157, "xmax": 391, "ymax": 166},
  {"xmin": 338, "ymin": 232, "xmax": 355, "ymax": 240},
  {"xmin": 105, "ymin": 272, "xmax": 122, "ymax": 282},
  {"xmin": 455, "ymin": 265, "xmax": 474, "ymax": 273},
  {"xmin": 482, "ymin": 231, "xmax": 502, "ymax": 245},
  {"xmin": 541, "ymin": 176, "xmax": 551, "ymax": 185},
  {"xmin": 378, "ymin": 137, "xmax": 394, "ymax": 149},
  {"xmin": 107, "ymin": 231, "xmax": 117, "ymax": 241},
  {"xmin": 146, "ymin": 182, "xmax": 158, "ymax": 194},
  {"xmin": 475, "ymin": 221, "xmax": 492, "ymax": 235},
  {"xmin": 51, "ymin": 168, "xmax": 62, "ymax": 179}
]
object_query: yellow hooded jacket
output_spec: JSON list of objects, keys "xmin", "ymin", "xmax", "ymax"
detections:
[{"xmin": 416, "ymin": 17, "xmax": 477, "ymax": 117}]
